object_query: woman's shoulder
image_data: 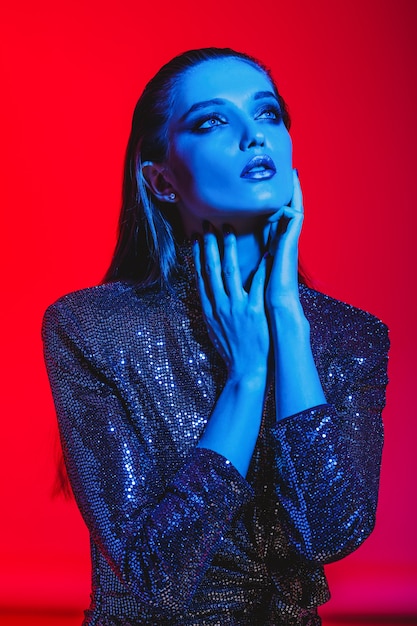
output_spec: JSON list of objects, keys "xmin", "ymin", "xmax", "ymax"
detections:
[
  {"xmin": 42, "ymin": 281, "xmax": 165, "ymax": 335},
  {"xmin": 300, "ymin": 284, "xmax": 389, "ymax": 352},
  {"xmin": 46, "ymin": 280, "xmax": 163, "ymax": 310}
]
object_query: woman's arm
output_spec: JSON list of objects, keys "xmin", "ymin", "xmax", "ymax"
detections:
[
  {"xmin": 192, "ymin": 171, "xmax": 326, "ymax": 477},
  {"xmin": 265, "ymin": 171, "xmax": 389, "ymax": 563},
  {"xmin": 266, "ymin": 170, "xmax": 327, "ymax": 419},
  {"xmin": 194, "ymin": 227, "xmax": 270, "ymax": 477},
  {"xmin": 269, "ymin": 318, "xmax": 389, "ymax": 563},
  {"xmin": 42, "ymin": 302, "xmax": 254, "ymax": 617}
]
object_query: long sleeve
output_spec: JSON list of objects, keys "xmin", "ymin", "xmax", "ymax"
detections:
[
  {"xmin": 42, "ymin": 299, "xmax": 253, "ymax": 618},
  {"xmin": 269, "ymin": 300, "xmax": 389, "ymax": 564},
  {"xmin": 42, "ymin": 278, "xmax": 390, "ymax": 624}
]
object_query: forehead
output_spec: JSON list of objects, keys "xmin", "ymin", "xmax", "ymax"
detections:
[{"xmin": 173, "ymin": 58, "xmax": 275, "ymax": 111}]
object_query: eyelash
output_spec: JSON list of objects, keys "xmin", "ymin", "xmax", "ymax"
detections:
[
  {"xmin": 192, "ymin": 105, "xmax": 282, "ymax": 132},
  {"xmin": 256, "ymin": 105, "xmax": 282, "ymax": 122},
  {"xmin": 192, "ymin": 114, "xmax": 226, "ymax": 132}
]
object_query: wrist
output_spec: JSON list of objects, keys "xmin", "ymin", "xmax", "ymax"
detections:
[
  {"xmin": 227, "ymin": 367, "xmax": 268, "ymax": 393},
  {"xmin": 270, "ymin": 299, "xmax": 310, "ymax": 334}
]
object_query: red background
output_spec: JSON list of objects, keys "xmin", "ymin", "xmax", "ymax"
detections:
[{"xmin": 1, "ymin": 0, "xmax": 416, "ymax": 620}]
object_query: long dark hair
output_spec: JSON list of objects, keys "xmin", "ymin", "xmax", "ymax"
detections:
[
  {"xmin": 103, "ymin": 47, "xmax": 297, "ymax": 287},
  {"xmin": 56, "ymin": 49, "xmax": 307, "ymax": 498}
]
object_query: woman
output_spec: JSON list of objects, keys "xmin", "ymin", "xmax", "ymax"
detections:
[{"xmin": 43, "ymin": 48, "xmax": 389, "ymax": 625}]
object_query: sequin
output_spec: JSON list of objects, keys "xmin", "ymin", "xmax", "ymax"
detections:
[{"xmin": 42, "ymin": 245, "xmax": 389, "ymax": 625}]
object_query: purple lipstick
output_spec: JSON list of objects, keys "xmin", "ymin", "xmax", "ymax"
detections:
[{"xmin": 240, "ymin": 155, "xmax": 276, "ymax": 180}]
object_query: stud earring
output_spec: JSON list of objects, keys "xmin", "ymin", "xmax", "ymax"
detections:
[{"xmin": 169, "ymin": 192, "xmax": 176, "ymax": 200}]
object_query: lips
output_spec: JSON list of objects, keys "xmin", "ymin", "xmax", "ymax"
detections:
[{"xmin": 240, "ymin": 155, "xmax": 276, "ymax": 180}]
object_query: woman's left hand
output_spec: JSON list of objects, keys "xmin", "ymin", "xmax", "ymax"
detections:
[
  {"xmin": 265, "ymin": 169, "xmax": 327, "ymax": 419},
  {"xmin": 265, "ymin": 169, "xmax": 304, "ymax": 311}
]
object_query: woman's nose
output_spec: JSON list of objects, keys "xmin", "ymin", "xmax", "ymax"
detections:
[{"xmin": 239, "ymin": 122, "xmax": 265, "ymax": 151}]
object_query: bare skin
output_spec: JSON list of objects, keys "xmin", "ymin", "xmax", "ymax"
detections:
[
  {"xmin": 143, "ymin": 59, "xmax": 327, "ymax": 477},
  {"xmin": 194, "ymin": 172, "xmax": 326, "ymax": 477}
]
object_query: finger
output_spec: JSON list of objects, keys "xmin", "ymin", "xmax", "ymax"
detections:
[
  {"xmin": 278, "ymin": 206, "xmax": 304, "ymax": 230},
  {"xmin": 192, "ymin": 238, "xmax": 214, "ymax": 318},
  {"xmin": 202, "ymin": 226, "xmax": 228, "ymax": 303},
  {"xmin": 221, "ymin": 227, "xmax": 245, "ymax": 300},
  {"xmin": 282, "ymin": 205, "xmax": 304, "ymax": 238},
  {"xmin": 266, "ymin": 206, "xmax": 284, "ymax": 225},
  {"xmin": 269, "ymin": 203, "xmax": 303, "ymax": 251},
  {"xmin": 266, "ymin": 202, "xmax": 302, "ymax": 242},
  {"xmin": 248, "ymin": 253, "xmax": 267, "ymax": 309},
  {"xmin": 290, "ymin": 169, "xmax": 304, "ymax": 213},
  {"xmin": 268, "ymin": 220, "xmax": 301, "ymax": 293}
]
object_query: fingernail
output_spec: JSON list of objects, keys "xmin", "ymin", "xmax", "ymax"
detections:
[
  {"xmin": 222, "ymin": 223, "xmax": 233, "ymax": 236},
  {"xmin": 202, "ymin": 220, "xmax": 211, "ymax": 233}
]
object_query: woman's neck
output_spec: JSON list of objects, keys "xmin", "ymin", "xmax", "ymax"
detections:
[
  {"xmin": 234, "ymin": 228, "xmax": 265, "ymax": 289},
  {"xmin": 227, "ymin": 218, "xmax": 272, "ymax": 289},
  {"xmin": 183, "ymin": 216, "xmax": 273, "ymax": 289}
]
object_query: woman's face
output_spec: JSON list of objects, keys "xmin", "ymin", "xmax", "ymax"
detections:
[{"xmin": 164, "ymin": 58, "xmax": 293, "ymax": 234}]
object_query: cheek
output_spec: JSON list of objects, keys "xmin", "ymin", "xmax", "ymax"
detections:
[
  {"xmin": 168, "ymin": 147, "xmax": 198, "ymax": 195},
  {"xmin": 280, "ymin": 130, "xmax": 293, "ymax": 159},
  {"xmin": 170, "ymin": 146, "xmax": 228, "ymax": 198}
]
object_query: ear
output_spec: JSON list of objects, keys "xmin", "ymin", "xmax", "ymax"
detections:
[{"xmin": 141, "ymin": 161, "xmax": 179, "ymax": 203}]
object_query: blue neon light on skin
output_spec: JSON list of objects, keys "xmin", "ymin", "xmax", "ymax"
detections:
[{"xmin": 143, "ymin": 58, "xmax": 326, "ymax": 477}]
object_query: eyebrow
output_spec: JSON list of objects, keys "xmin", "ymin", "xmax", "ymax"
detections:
[
  {"xmin": 253, "ymin": 90, "xmax": 278, "ymax": 101},
  {"xmin": 179, "ymin": 91, "xmax": 279, "ymax": 122}
]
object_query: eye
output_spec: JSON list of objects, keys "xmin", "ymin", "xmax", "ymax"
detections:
[
  {"xmin": 200, "ymin": 117, "xmax": 222, "ymax": 129},
  {"xmin": 257, "ymin": 105, "xmax": 282, "ymax": 122},
  {"xmin": 193, "ymin": 114, "xmax": 227, "ymax": 131}
]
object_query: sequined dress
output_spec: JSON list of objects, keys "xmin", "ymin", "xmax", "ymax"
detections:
[{"xmin": 42, "ymin": 251, "xmax": 389, "ymax": 626}]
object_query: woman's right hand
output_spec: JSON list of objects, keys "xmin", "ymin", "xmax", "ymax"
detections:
[
  {"xmin": 193, "ymin": 224, "xmax": 269, "ymax": 382},
  {"xmin": 193, "ymin": 224, "xmax": 269, "ymax": 476}
]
